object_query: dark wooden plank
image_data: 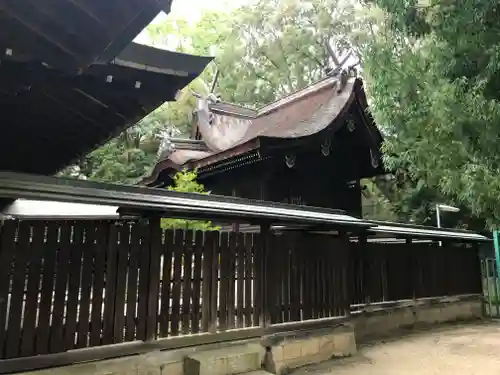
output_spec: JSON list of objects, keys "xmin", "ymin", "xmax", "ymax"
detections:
[
  {"xmin": 236, "ymin": 233, "xmax": 245, "ymax": 329},
  {"xmin": 268, "ymin": 235, "xmax": 279, "ymax": 324},
  {"xmin": 169, "ymin": 230, "xmax": 183, "ymax": 336},
  {"xmin": 0, "ymin": 221, "xmax": 18, "ymax": 359},
  {"xmin": 159, "ymin": 230, "xmax": 173, "ymax": 337},
  {"xmin": 261, "ymin": 226, "xmax": 272, "ymax": 328},
  {"xmin": 315, "ymin": 248, "xmax": 323, "ymax": 318},
  {"xmin": 5, "ymin": 222, "xmax": 31, "ymax": 359},
  {"xmin": 49, "ymin": 221, "xmax": 71, "ymax": 353},
  {"xmin": 21, "ymin": 222, "xmax": 44, "ymax": 357},
  {"xmin": 326, "ymin": 247, "xmax": 335, "ymax": 317},
  {"xmin": 282, "ymin": 237, "xmax": 291, "ymax": 323},
  {"xmin": 191, "ymin": 231, "xmax": 203, "ymax": 334},
  {"xmin": 146, "ymin": 218, "xmax": 161, "ymax": 341},
  {"xmin": 227, "ymin": 232, "xmax": 237, "ymax": 330},
  {"xmin": 76, "ymin": 222, "xmax": 96, "ymax": 349},
  {"xmin": 243, "ymin": 233, "xmax": 253, "ymax": 328},
  {"xmin": 124, "ymin": 224, "xmax": 140, "ymax": 342},
  {"xmin": 181, "ymin": 230, "xmax": 193, "ymax": 335},
  {"xmin": 276, "ymin": 236, "xmax": 284, "ymax": 323},
  {"xmin": 136, "ymin": 223, "xmax": 151, "ymax": 341},
  {"xmin": 302, "ymin": 238, "xmax": 313, "ymax": 321},
  {"xmin": 200, "ymin": 232, "xmax": 214, "ymax": 333},
  {"xmin": 289, "ymin": 236, "xmax": 300, "ymax": 322},
  {"xmin": 113, "ymin": 224, "xmax": 130, "ymax": 344},
  {"xmin": 218, "ymin": 232, "xmax": 230, "ymax": 331},
  {"xmin": 252, "ymin": 233, "xmax": 261, "ymax": 327},
  {"xmin": 90, "ymin": 222, "xmax": 107, "ymax": 347},
  {"xmin": 341, "ymin": 237, "xmax": 351, "ymax": 316},
  {"xmin": 63, "ymin": 222, "xmax": 84, "ymax": 351},
  {"xmin": 35, "ymin": 222, "xmax": 58, "ymax": 355},
  {"xmin": 102, "ymin": 224, "xmax": 119, "ymax": 345},
  {"xmin": 209, "ymin": 232, "xmax": 219, "ymax": 333}
]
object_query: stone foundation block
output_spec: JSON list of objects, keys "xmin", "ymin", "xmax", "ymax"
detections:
[
  {"xmin": 184, "ymin": 344, "xmax": 262, "ymax": 375},
  {"xmin": 262, "ymin": 323, "xmax": 356, "ymax": 375}
]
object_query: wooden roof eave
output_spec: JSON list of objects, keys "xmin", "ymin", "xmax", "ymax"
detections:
[
  {"xmin": 0, "ymin": 0, "xmax": 175, "ymax": 72},
  {"xmin": 190, "ymin": 138, "xmax": 261, "ymax": 171}
]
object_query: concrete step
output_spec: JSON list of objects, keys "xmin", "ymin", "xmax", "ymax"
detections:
[
  {"xmin": 184, "ymin": 344, "xmax": 262, "ymax": 375},
  {"xmin": 241, "ymin": 371, "xmax": 274, "ymax": 375}
]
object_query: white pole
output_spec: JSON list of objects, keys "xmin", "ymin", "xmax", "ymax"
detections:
[
  {"xmin": 436, "ymin": 204, "xmax": 441, "ymax": 228},
  {"xmin": 436, "ymin": 204, "xmax": 442, "ymax": 247}
]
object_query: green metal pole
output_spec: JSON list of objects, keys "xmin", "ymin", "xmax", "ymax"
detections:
[{"xmin": 493, "ymin": 231, "xmax": 500, "ymax": 299}]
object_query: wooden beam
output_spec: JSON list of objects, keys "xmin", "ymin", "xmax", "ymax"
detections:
[{"xmin": 2, "ymin": 1, "xmax": 81, "ymax": 61}]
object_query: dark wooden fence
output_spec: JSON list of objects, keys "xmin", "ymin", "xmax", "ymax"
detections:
[
  {"xmin": 351, "ymin": 241, "xmax": 482, "ymax": 306},
  {"xmin": 0, "ymin": 220, "xmax": 482, "ymax": 361}
]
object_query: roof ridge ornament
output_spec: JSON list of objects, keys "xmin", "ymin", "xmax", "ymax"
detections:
[{"xmin": 324, "ymin": 40, "xmax": 353, "ymax": 77}]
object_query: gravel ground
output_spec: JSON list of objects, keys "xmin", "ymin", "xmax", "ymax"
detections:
[{"xmin": 293, "ymin": 322, "xmax": 500, "ymax": 375}]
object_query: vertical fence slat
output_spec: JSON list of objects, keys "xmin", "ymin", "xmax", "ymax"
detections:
[
  {"xmin": 5, "ymin": 222, "xmax": 31, "ymax": 358},
  {"xmin": 170, "ymin": 230, "xmax": 183, "ymax": 336},
  {"xmin": 227, "ymin": 232, "xmax": 237, "ymax": 330},
  {"xmin": 283, "ymin": 240, "xmax": 291, "ymax": 323},
  {"xmin": 326, "ymin": 246, "xmax": 335, "ymax": 317},
  {"xmin": 191, "ymin": 231, "xmax": 203, "ymax": 334},
  {"xmin": 20, "ymin": 222, "xmax": 44, "ymax": 357},
  {"xmin": 252, "ymin": 233, "xmax": 260, "ymax": 327},
  {"xmin": 76, "ymin": 222, "xmax": 95, "ymax": 348},
  {"xmin": 289, "ymin": 237, "xmax": 300, "ymax": 321},
  {"xmin": 272, "ymin": 235, "xmax": 282, "ymax": 324},
  {"xmin": 146, "ymin": 219, "xmax": 161, "ymax": 341},
  {"xmin": 113, "ymin": 224, "xmax": 130, "ymax": 344},
  {"xmin": 49, "ymin": 222, "xmax": 71, "ymax": 354},
  {"xmin": 125, "ymin": 224, "xmax": 141, "ymax": 341},
  {"xmin": 159, "ymin": 230, "xmax": 173, "ymax": 337},
  {"xmin": 218, "ymin": 232, "xmax": 229, "ymax": 331},
  {"xmin": 181, "ymin": 230, "xmax": 193, "ymax": 335},
  {"xmin": 0, "ymin": 221, "xmax": 17, "ymax": 359},
  {"xmin": 102, "ymin": 224, "xmax": 118, "ymax": 345},
  {"xmin": 90, "ymin": 222, "xmax": 107, "ymax": 347},
  {"xmin": 243, "ymin": 233, "xmax": 253, "ymax": 328},
  {"xmin": 36, "ymin": 222, "xmax": 58, "ymax": 355},
  {"xmin": 136, "ymin": 223, "xmax": 151, "ymax": 341},
  {"xmin": 209, "ymin": 232, "xmax": 219, "ymax": 333},
  {"xmin": 236, "ymin": 233, "xmax": 245, "ymax": 329},
  {"xmin": 200, "ymin": 231, "xmax": 215, "ymax": 333},
  {"xmin": 63, "ymin": 222, "xmax": 84, "ymax": 351}
]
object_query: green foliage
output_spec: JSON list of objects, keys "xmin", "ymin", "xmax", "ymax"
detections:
[
  {"xmin": 160, "ymin": 170, "xmax": 219, "ymax": 231},
  {"xmin": 360, "ymin": 0, "xmax": 500, "ymax": 228}
]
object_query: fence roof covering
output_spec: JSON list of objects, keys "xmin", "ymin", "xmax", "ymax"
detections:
[
  {"xmin": 0, "ymin": 172, "xmax": 369, "ymax": 228},
  {"xmin": 0, "ymin": 199, "xmax": 120, "ymax": 220},
  {"xmin": 0, "ymin": 172, "xmax": 491, "ymax": 242},
  {"xmin": 366, "ymin": 220, "xmax": 490, "ymax": 242}
]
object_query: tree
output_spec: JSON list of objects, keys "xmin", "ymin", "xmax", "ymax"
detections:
[
  {"xmin": 359, "ymin": 0, "xmax": 500, "ymax": 228},
  {"xmin": 161, "ymin": 170, "xmax": 219, "ymax": 231}
]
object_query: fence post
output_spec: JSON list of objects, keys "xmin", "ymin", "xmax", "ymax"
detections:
[
  {"xmin": 145, "ymin": 216, "xmax": 162, "ymax": 341},
  {"xmin": 493, "ymin": 231, "xmax": 500, "ymax": 296}
]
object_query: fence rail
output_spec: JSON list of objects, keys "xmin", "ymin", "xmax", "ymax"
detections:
[{"xmin": 0, "ymin": 219, "xmax": 482, "ymax": 362}]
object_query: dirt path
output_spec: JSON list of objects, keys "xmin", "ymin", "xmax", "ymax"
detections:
[{"xmin": 293, "ymin": 322, "xmax": 500, "ymax": 375}]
